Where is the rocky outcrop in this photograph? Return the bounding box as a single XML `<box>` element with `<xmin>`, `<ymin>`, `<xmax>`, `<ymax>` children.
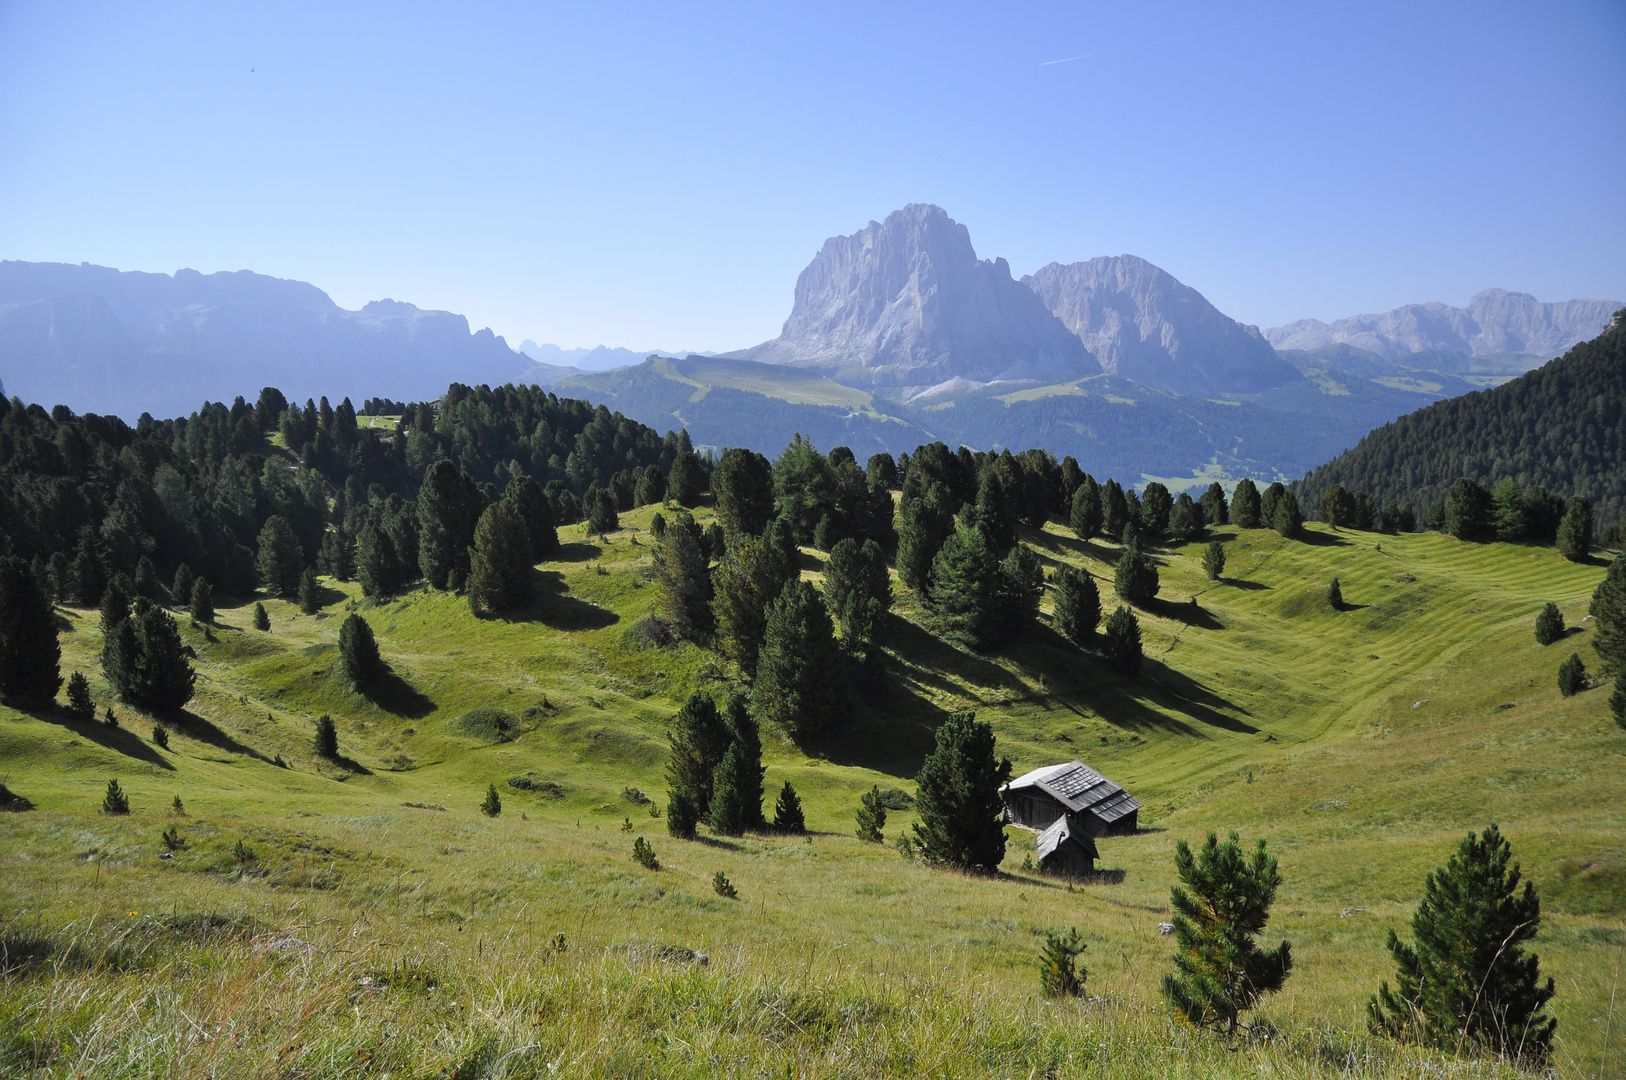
<box><xmin>0</xmin><ymin>261</ymin><xmax>546</xmax><ymax>416</ymax></box>
<box><xmin>1023</xmin><ymin>256</ymin><xmax>1297</xmax><ymax>395</ymax></box>
<box><xmin>1266</xmin><ymin>289</ymin><xmax>1623</xmax><ymax>359</ymax></box>
<box><xmin>731</xmin><ymin>204</ymin><xmax>1098</xmax><ymax>388</ymax></box>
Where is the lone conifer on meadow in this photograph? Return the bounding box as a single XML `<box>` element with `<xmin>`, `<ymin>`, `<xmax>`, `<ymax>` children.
<box><xmin>773</xmin><ymin>781</ymin><xmax>805</xmax><ymax>835</ymax></box>
<box><xmin>1557</xmin><ymin>652</ymin><xmax>1587</xmax><ymax>697</ymax></box>
<box><xmin>101</xmin><ymin>778</ymin><xmax>130</xmax><ymax>815</ymax></box>
<box><xmin>1533</xmin><ymin>603</ymin><xmax>1564</xmax><ymax>646</ymax></box>
<box><xmin>1113</xmin><ymin>528</ymin><xmax>1159</xmax><ymax>604</ymax></box>
<box><xmin>252</xmin><ymin>602</ymin><xmax>270</xmax><ymax>631</ymax></box>
<box><xmin>1271</xmin><ymin>489</ymin><xmax>1304</xmax><ymax>538</ymax></box>
<box><xmin>171</xmin><ymin>564</ymin><xmax>195</xmax><ymax>608</ymax></box>
<box><xmin>189</xmin><ymin>578</ymin><xmax>214</xmax><ymax>623</ymax></box>
<box><xmin>67</xmin><ymin>671</ymin><xmax>93</xmax><ymax>718</ymax></box>
<box><xmin>338</xmin><ymin>613</ymin><xmax>381</xmax><ymax>687</ymax></box>
<box><xmin>1367</xmin><ymin>823</ymin><xmax>1555</xmax><ymax>1063</ymax></box>
<box><xmin>1230</xmin><ymin>479</ymin><xmax>1262</xmax><ymax>529</ymax></box>
<box><xmin>1589</xmin><ymin>553</ymin><xmax>1626</xmax><ymax>673</ymax></box>
<box><xmin>708</xmin><ymin>742</ymin><xmax>752</xmax><ymax>837</ymax></box>
<box><xmin>855</xmin><ymin>785</ymin><xmax>886</xmax><ymax>843</ymax></box>
<box><xmin>666</xmin><ymin>691</ymin><xmax>729</xmax><ymax>819</ymax></box>
<box><xmin>313</xmin><ymin>714</ymin><xmax>339</xmax><ymax>760</ymax></box>
<box><xmin>1555</xmin><ymin>497</ymin><xmax>1592</xmax><ymax>562</ymax></box>
<box><xmin>481</xmin><ymin>783</ymin><xmax>502</xmax><ymax>817</ymax></box>
<box><xmin>1102</xmin><ymin>606</ymin><xmax>1143</xmax><ymax>677</ymax></box>
<box><xmin>1327</xmin><ymin>578</ymin><xmax>1343</xmax><ymax>609</ymax></box>
<box><xmin>1202</xmin><ymin>541</ymin><xmax>1225</xmax><ymax>581</ymax></box>
<box><xmin>298</xmin><ymin>568</ymin><xmax>321</xmax><ymax>615</ymax></box>
<box><xmin>911</xmin><ymin>711</ymin><xmax>1010</xmax><ymax>872</ymax></box>
<box><xmin>467</xmin><ymin>500</ymin><xmax>534</xmax><ymax>615</ymax></box>
<box><xmin>1039</xmin><ymin>927</ymin><xmax>1086</xmax><ymax>998</ymax></box>
<box><xmin>1052</xmin><ymin>565</ymin><xmax>1101</xmax><ymax>645</ymax></box>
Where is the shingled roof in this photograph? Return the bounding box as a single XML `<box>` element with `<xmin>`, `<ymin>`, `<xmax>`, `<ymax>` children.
<box><xmin>1003</xmin><ymin>760</ymin><xmax>1142</xmax><ymax>826</ymax></box>
<box><xmin>1036</xmin><ymin>814</ymin><xmax>1100</xmax><ymax>863</ymax></box>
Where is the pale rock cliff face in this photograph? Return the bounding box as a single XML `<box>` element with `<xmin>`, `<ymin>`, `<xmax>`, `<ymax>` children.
<box><xmin>0</xmin><ymin>261</ymin><xmax>544</xmax><ymax>417</ymax></box>
<box><xmin>734</xmin><ymin>204</ymin><xmax>1098</xmax><ymax>388</ymax></box>
<box><xmin>1266</xmin><ymin>289</ymin><xmax>1623</xmax><ymax>359</ymax></box>
<box><xmin>1023</xmin><ymin>256</ymin><xmax>1297</xmax><ymax>395</ymax></box>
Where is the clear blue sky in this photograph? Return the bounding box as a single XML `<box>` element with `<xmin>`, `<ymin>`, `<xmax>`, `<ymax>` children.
<box><xmin>2</xmin><ymin>1</ymin><xmax>1622</xmax><ymax>352</ymax></box>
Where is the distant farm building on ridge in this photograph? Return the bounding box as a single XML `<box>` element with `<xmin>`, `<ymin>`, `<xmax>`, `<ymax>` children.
<box><xmin>1002</xmin><ymin>761</ymin><xmax>1141</xmax><ymax>876</ymax></box>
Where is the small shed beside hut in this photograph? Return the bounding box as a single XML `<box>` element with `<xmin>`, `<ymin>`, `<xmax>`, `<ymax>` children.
<box><xmin>1001</xmin><ymin>760</ymin><xmax>1141</xmax><ymax>837</ymax></box>
<box><xmin>1035</xmin><ymin>814</ymin><xmax>1100</xmax><ymax>877</ymax></box>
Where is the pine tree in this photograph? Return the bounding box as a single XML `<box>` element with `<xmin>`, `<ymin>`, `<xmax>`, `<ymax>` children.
<box><xmin>171</xmin><ymin>564</ymin><xmax>196</xmax><ymax>608</ymax></box>
<box><xmin>911</xmin><ymin>711</ymin><xmax>1011</xmax><ymax>872</ymax></box>
<box><xmin>713</xmin><ymin>448</ymin><xmax>776</xmax><ymax>537</ymax></box>
<box><xmin>1113</xmin><ymin>528</ymin><xmax>1160</xmax><ymax>604</ymax></box>
<box><xmin>1367</xmin><ymin>824</ymin><xmax>1556</xmax><ymax>1063</ymax></box>
<box><xmin>668</xmin><ymin>450</ymin><xmax>705</xmax><ymax>507</ymax></box>
<box><xmin>338</xmin><ymin>613</ymin><xmax>382</xmax><ymax>687</ymax></box>
<box><xmin>1102</xmin><ymin>606</ymin><xmax>1143</xmax><ymax>677</ymax></box>
<box><xmin>106</xmin><ymin>600</ymin><xmax>194</xmax><ymax>710</ymax></box>
<box><xmin>709</xmin><ymin>743</ymin><xmax>751</xmax><ymax>837</ymax></box>
<box><xmin>1445</xmin><ymin>478</ymin><xmax>1492</xmax><ymax>541</ymax></box>
<box><xmin>753</xmin><ymin>579</ymin><xmax>845</xmax><ymax>738</ymax></box>
<box><xmin>0</xmin><ymin>555</ymin><xmax>62</xmax><ymax>704</ymax></box>
<box><xmin>995</xmin><ymin>544</ymin><xmax>1044</xmax><ymax>634</ymax></box>
<box><xmin>855</xmin><ymin>785</ymin><xmax>887</xmax><ymax>842</ymax></box>
<box><xmin>99</xmin><ymin>576</ymin><xmax>131</xmax><ymax>637</ymax></box>
<box><xmin>314</xmin><ymin>714</ymin><xmax>339</xmax><ymax>759</ymax></box>
<box><xmin>1327</xmin><ymin>578</ymin><xmax>1343</xmax><ymax>609</ymax></box>
<box><xmin>1039</xmin><ymin>927</ymin><xmax>1087</xmax><ymax>998</ymax></box>
<box><xmin>1069</xmin><ymin>477</ymin><xmax>1103</xmax><ymax>541</ymax></box>
<box><xmin>467</xmin><ymin>501</ymin><xmax>534</xmax><ymax>615</ymax></box>
<box><xmin>897</xmin><ymin>480</ymin><xmax>955</xmax><ymax>592</ymax></box>
<box><xmin>186</xmin><ymin>578</ymin><xmax>213</xmax><ymax>623</ymax></box>
<box><xmin>1140</xmin><ymin>482</ymin><xmax>1173</xmax><ymax>538</ymax></box>
<box><xmin>926</xmin><ymin>526</ymin><xmax>1001</xmax><ymax>650</ymax></box>
<box><xmin>1491</xmin><ymin>479</ymin><xmax>1528</xmax><ymax>542</ymax></box>
<box><xmin>1610</xmin><ymin>667</ymin><xmax>1625</xmax><ymax>730</ymax></box>
<box><xmin>68</xmin><ymin>532</ymin><xmax>106</xmax><ymax>608</ymax></box>
<box><xmin>504</xmin><ymin>475</ymin><xmax>558</xmax><ymax>560</ymax></box>
<box><xmin>1199</xmin><ymin>482</ymin><xmax>1229</xmax><ymax>526</ymax></box>
<box><xmin>1168</xmin><ymin>493</ymin><xmax>1205</xmax><ymax>542</ymax></box>
<box><xmin>417</xmin><ymin>460</ymin><xmax>482</xmax><ymax>589</ymax></box>
<box><xmin>1321</xmin><ymin>484</ymin><xmax>1354</xmax><ymax>528</ymax></box>
<box><xmin>722</xmin><ymin>692</ymin><xmax>765</xmax><ymax>829</ymax></box>
<box><xmin>1592</xmin><ymin>554</ymin><xmax>1626</xmax><ymax>673</ymax></box>
<box><xmin>1271</xmin><ymin>489</ymin><xmax>1304</xmax><ymax>538</ymax></box>
<box><xmin>1557</xmin><ymin>653</ymin><xmax>1587</xmax><ymax>697</ymax></box>
<box><xmin>584</xmin><ymin>483</ymin><xmax>619</xmax><ymax>536</ymax></box>
<box><xmin>481</xmin><ymin>782</ymin><xmax>502</xmax><ymax>817</ymax></box>
<box><xmin>823</xmin><ymin>538</ymin><xmax>892</xmax><ymax>663</ymax></box>
<box><xmin>666</xmin><ymin>788</ymin><xmax>700</xmax><ymax>839</ymax></box>
<box><xmin>67</xmin><ymin>671</ymin><xmax>94</xmax><ymax>718</ymax></box>
<box><xmin>1533</xmin><ymin>603</ymin><xmax>1564</xmax><ymax>646</ymax></box>
<box><xmin>633</xmin><ymin>465</ymin><xmax>667</xmax><ymax>508</ymax></box>
<box><xmin>631</xmin><ymin>836</ymin><xmax>660</xmax><ymax>870</ymax></box>
<box><xmin>1260</xmin><ymin>482</ymin><xmax>1285</xmax><ymax>528</ymax></box>
<box><xmin>666</xmin><ymin>691</ymin><xmax>729</xmax><ymax>818</ymax></box>
<box><xmin>711</xmin><ymin>533</ymin><xmax>794</xmax><ymax>678</ymax></box>
<box><xmin>1162</xmin><ymin>831</ymin><xmax>1293</xmax><ymax>1035</ymax></box>
<box><xmin>654</xmin><ymin>512</ymin><xmax>714</xmax><ymax>643</ymax></box>
<box><xmin>1231</xmin><ymin>479</ymin><xmax>1262</xmax><ymax>529</ymax></box>
<box><xmin>1052</xmin><ymin>565</ymin><xmax>1102</xmax><ymax>645</ymax></box>
<box><xmin>252</xmin><ymin>601</ymin><xmax>270</xmax><ymax>631</ymax></box>
<box><xmin>256</xmin><ymin>515</ymin><xmax>305</xmax><ymax>597</ymax></box>
<box><xmin>1202</xmin><ymin>541</ymin><xmax>1226</xmax><ymax>581</ymax></box>
<box><xmin>969</xmin><ymin>468</ymin><xmax>1016</xmax><ymax>553</ymax></box>
<box><xmin>101</xmin><ymin>778</ymin><xmax>130</xmax><ymax>815</ymax></box>
<box><xmin>134</xmin><ymin>556</ymin><xmax>163</xmax><ymax>602</ymax></box>
<box><xmin>1555</xmin><ymin>497</ymin><xmax>1593</xmax><ymax>562</ymax></box>
<box><xmin>1102</xmin><ymin>479</ymin><xmax>1130</xmax><ymax>539</ymax></box>
<box><xmin>773</xmin><ymin>781</ymin><xmax>806</xmax><ymax>834</ymax></box>
<box><xmin>298</xmin><ymin>568</ymin><xmax>321</xmax><ymax>615</ymax></box>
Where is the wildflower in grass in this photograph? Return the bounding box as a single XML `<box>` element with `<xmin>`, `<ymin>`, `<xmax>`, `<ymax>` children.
<box><xmin>1039</xmin><ymin>927</ymin><xmax>1087</xmax><ymax>997</ymax></box>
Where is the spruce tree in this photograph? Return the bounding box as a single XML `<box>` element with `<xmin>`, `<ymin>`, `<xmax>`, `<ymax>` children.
<box><xmin>1368</xmin><ymin>824</ymin><xmax>1555</xmax><ymax>1063</ymax></box>
<box><xmin>824</xmin><ymin>538</ymin><xmax>891</xmax><ymax>664</ymax></box>
<box><xmin>69</xmin><ymin>531</ymin><xmax>107</xmax><ymax>607</ymax></box>
<box><xmin>0</xmin><ymin>555</ymin><xmax>62</xmax><ymax>704</ymax></box>
<box><xmin>711</xmin><ymin>533</ymin><xmax>793</xmax><ymax>678</ymax></box>
<box><xmin>1327</xmin><ymin>578</ymin><xmax>1343</xmax><ymax>609</ymax></box>
<box><xmin>1555</xmin><ymin>497</ymin><xmax>1592</xmax><ymax>562</ymax></box>
<box><xmin>298</xmin><ymin>567</ymin><xmax>321</xmax><ymax>615</ymax></box>
<box><xmin>1140</xmin><ymin>482</ymin><xmax>1173</xmax><ymax>538</ymax></box>
<box><xmin>67</xmin><ymin>671</ymin><xmax>94</xmax><ymax>718</ymax></box>
<box><xmin>417</xmin><ymin>460</ymin><xmax>482</xmax><ymax>589</ymax></box>
<box><xmin>1591</xmin><ymin>554</ymin><xmax>1626</xmax><ymax>673</ymax></box>
<box><xmin>926</xmin><ymin>526</ymin><xmax>1000</xmax><ymax>650</ymax></box>
<box><xmin>256</xmin><ymin>515</ymin><xmax>305</xmax><ymax>597</ymax></box>
<box><xmin>1069</xmin><ymin>477</ymin><xmax>1103</xmax><ymax>541</ymax></box>
<box><xmin>131</xmin><ymin>602</ymin><xmax>195</xmax><ymax>710</ymax></box>
<box><xmin>1230</xmin><ymin>479</ymin><xmax>1262</xmax><ymax>530</ymax></box>
<box><xmin>1039</xmin><ymin>927</ymin><xmax>1087</xmax><ymax>998</ymax></box>
<box><xmin>1113</xmin><ymin>528</ymin><xmax>1160</xmax><ymax>604</ymax></box>
<box><xmin>1199</xmin><ymin>482</ymin><xmax>1229</xmax><ymax>526</ymax></box>
<box><xmin>1052</xmin><ymin>565</ymin><xmax>1101</xmax><ymax>645</ymax></box>
<box><xmin>666</xmin><ymin>788</ymin><xmax>700</xmax><ymax>839</ymax></box>
<box><xmin>1533</xmin><ymin>603</ymin><xmax>1564</xmax><ymax>646</ymax></box>
<box><xmin>1491</xmin><ymin>479</ymin><xmax>1527</xmax><ymax>542</ymax></box>
<box><xmin>314</xmin><ymin>714</ymin><xmax>339</xmax><ymax>759</ymax></box>
<box><xmin>1163</xmin><ymin>831</ymin><xmax>1293</xmax><ymax>1034</ymax></box>
<box><xmin>1271</xmin><ymin>489</ymin><xmax>1304</xmax><ymax>538</ymax></box>
<box><xmin>1202</xmin><ymin>541</ymin><xmax>1226</xmax><ymax>581</ymax></box>
<box><xmin>338</xmin><ymin>613</ymin><xmax>382</xmax><ymax>687</ymax></box>
<box><xmin>1102</xmin><ymin>606</ymin><xmax>1143</xmax><ymax>677</ymax></box>
<box><xmin>995</xmin><ymin>544</ymin><xmax>1044</xmax><ymax>634</ymax></box>
<box><xmin>653</xmin><ymin>512</ymin><xmax>715</xmax><ymax>643</ymax></box>
<box><xmin>252</xmin><ymin>601</ymin><xmax>270</xmax><ymax>631</ymax></box>
<box><xmin>1102</xmin><ymin>479</ymin><xmax>1129</xmax><ymax>539</ymax></box>
<box><xmin>467</xmin><ymin>501</ymin><xmax>534</xmax><ymax>615</ymax></box>
<box><xmin>1169</xmin><ymin>493</ymin><xmax>1205</xmax><ymax>543</ymax></box>
<box><xmin>722</xmin><ymin>692</ymin><xmax>765</xmax><ymax>829</ymax></box>
<box><xmin>584</xmin><ymin>483</ymin><xmax>619</xmax><ymax>536</ymax></box>
<box><xmin>713</xmin><ymin>448</ymin><xmax>776</xmax><ymax>537</ymax></box>
<box><xmin>1260</xmin><ymin>482</ymin><xmax>1285</xmax><ymax>528</ymax></box>
<box><xmin>171</xmin><ymin>564</ymin><xmax>196</xmax><ymax>608</ymax></box>
<box><xmin>481</xmin><ymin>782</ymin><xmax>502</xmax><ymax>817</ymax></box>
<box><xmin>1557</xmin><ymin>653</ymin><xmax>1586</xmax><ymax>697</ymax></box>
<box><xmin>668</xmin><ymin>450</ymin><xmax>705</xmax><ymax>507</ymax></box>
<box><xmin>911</xmin><ymin>711</ymin><xmax>1011</xmax><ymax>872</ymax></box>
<box><xmin>969</xmin><ymin>468</ymin><xmax>1016</xmax><ymax>553</ymax></box>
<box><xmin>666</xmin><ymin>691</ymin><xmax>729</xmax><ymax>818</ymax></box>
<box><xmin>709</xmin><ymin>743</ymin><xmax>751</xmax><ymax>837</ymax></box>
<box><xmin>633</xmin><ymin>464</ymin><xmax>667</xmax><ymax>508</ymax></box>
<box><xmin>753</xmin><ymin>579</ymin><xmax>844</xmax><ymax>738</ymax></box>
<box><xmin>773</xmin><ymin>781</ymin><xmax>806</xmax><ymax>834</ymax></box>
<box><xmin>102</xmin><ymin>778</ymin><xmax>130</xmax><ymax>815</ymax></box>
<box><xmin>896</xmin><ymin>480</ymin><xmax>954</xmax><ymax>592</ymax></box>
<box><xmin>504</xmin><ymin>475</ymin><xmax>558</xmax><ymax>560</ymax></box>
<box><xmin>855</xmin><ymin>785</ymin><xmax>887</xmax><ymax>842</ymax></box>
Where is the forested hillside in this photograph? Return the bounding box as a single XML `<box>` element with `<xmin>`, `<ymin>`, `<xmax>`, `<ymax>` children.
<box><xmin>1296</xmin><ymin>311</ymin><xmax>1626</xmax><ymax>528</ymax></box>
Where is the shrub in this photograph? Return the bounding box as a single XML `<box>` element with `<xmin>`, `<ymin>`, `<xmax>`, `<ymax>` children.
<box><xmin>151</xmin><ymin>725</ymin><xmax>169</xmax><ymax>750</ymax></box>
<box><xmin>480</xmin><ymin>783</ymin><xmax>502</xmax><ymax>817</ymax></box>
<box><xmin>171</xmin><ymin>795</ymin><xmax>185</xmax><ymax>815</ymax></box>
<box><xmin>103</xmin><ymin>707</ymin><xmax>119</xmax><ymax>729</ymax></box>
<box><xmin>712</xmin><ymin>871</ymin><xmax>738</xmax><ymax>899</ymax></box>
<box><xmin>101</xmin><ymin>778</ymin><xmax>130</xmax><ymax>815</ymax></box>
<box><xmin>161</xmin><ymin>825</ymin><xmax>183</xmax><ymax>851</ymax></box>
<box><xmin>1368</xmin><ymin>824</ymin><xmax>1555</xmax><ymax>1063</ymax></box>
<box><xmin>1163</xmin><ymin>830</ymin><xmax>1292</xmax><ymax>1034</ymax></box>
<box><xmin>1534</xmin><ymin>602</ymin><xmax>1564</xmax><ymax>645</ymax></box>
<box><xmin>455</xmin><ymin>707</ymin><xmax>521</xmax><ymax>743</ymax></box>
<box><xmin>772</xmin><ymin>781</ymin><xmax>805</xmax><ymax>835</ymax></box>
<box><xmin>1039</xmin><ymin>927</ymin><xmax>1087</xmax><ymax>997</ymax></box>
<box><xmin>66</xmin><ymin>672</ymin><xmax>93</xmax><ymax>718</ymax></box>
<box><xmin>855</xmin><ymin>785</ymin><xmax>887</xmax><ymax>843</ymax></box>
<box><xmin>632</xmin><ymin>836</ymin><xmax>660</xmax><ymax>870</ymax></box>
<box><xmin>233</xmin><ymin>839</ymin><xmax>257</xmax><ymax>864</ymax></box>
<box><xmin>314</xmin><ymin>715</ymin><xmax>339</xmax><ymax>759</ymax></box>
<box><xmin>1557</xmin><ymin>653</ymin><xmax>1587</xmax><ymax>697</ymax></box>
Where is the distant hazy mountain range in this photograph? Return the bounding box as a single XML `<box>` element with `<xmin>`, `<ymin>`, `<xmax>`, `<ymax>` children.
<box><xmin>517</xmin><ymin>341</ymin><xmax>717</xmax><ymax>372</ymax></box>
<box><xmin>0</xmin><ymin>261</ymin><xmax>564</xmax><ymax>417</ymax></box>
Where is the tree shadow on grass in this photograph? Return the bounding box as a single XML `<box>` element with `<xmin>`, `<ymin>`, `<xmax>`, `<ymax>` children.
<box><xmin>166</xmin><ymin>708</ymin><xmax>274</xmax><ymax>763</ymax></box>
<box><xmin>508</xmin><ymin>571</ymin><xmax>619</xmax><ymax>631</ymax></box>
<box><xmin>552</xmin><ymin>542</ymin><xmax>604</xmax><ymax>563</ymax></box>
<box><xmin>359</xmin><ymin>670</ymin><xmax>438</xmax><ymax>720</ymax></box>
<box><xmin>22</xmin><ymin>708</ymin><xmax>176</xmax><ymax>770</ymax></box>
<box><xmin>1223</xmin><ymin>578</ymin><xmax>1271</xmax><ymax>591</ymax></box>
<box><xmin>1144</xmin><ymin>596</ymin><xmax>1224</xmax><ymax>630</ymax></box>
<box><xmin>691</xmin><ymin>835</ymin><xmax>747</xmax><ymax>852</ymax></box>
<box><xmin>1295</xmin><ymin>530</ymin><xmax>1354</xmax><ymax>547</ymax></box>
<box><xmin>317</xmin><ymin>754</ymin><xmax>373</xmax><ymax>778</ymax></box>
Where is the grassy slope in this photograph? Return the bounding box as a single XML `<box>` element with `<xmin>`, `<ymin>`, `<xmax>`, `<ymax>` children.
<box><xmin>2</xmin><ymin>505</ymin><xmax>1622</xmax><ymax>1077</ymax></box>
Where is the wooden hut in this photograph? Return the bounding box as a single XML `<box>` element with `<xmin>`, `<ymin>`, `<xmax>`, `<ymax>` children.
<box><xmin>1001</xmin><ymin>760</ymin><xmax>1141</xmax><ymax>837</ymax></box>
<box><xmin>1035</xmin><ymin>814</ymin><xmax>1099</xmax><ymax>877</ymax></box>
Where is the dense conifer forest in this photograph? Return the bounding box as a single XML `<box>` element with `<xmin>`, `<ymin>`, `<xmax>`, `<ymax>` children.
<box><xmin>1295</xmin><ymin>311</ymin><xmax>1626</xmax><ymax>531</ymax></box>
